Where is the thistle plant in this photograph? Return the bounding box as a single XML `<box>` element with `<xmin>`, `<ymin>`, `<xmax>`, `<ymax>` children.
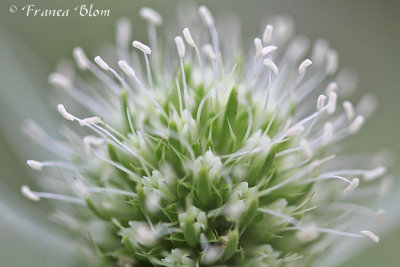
<box><xmin>21</xmin><ymin>5</ymin><xmax>389</xmax><ymax>266</ymax></box>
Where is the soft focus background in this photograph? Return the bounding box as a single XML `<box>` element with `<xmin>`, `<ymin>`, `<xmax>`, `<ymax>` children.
<box><xmin>0</xmin><ymin>0</ymin><xmax>399</xmax><ymax>266</ymax></box>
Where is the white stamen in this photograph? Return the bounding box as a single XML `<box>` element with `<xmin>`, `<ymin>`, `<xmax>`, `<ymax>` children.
<box><xmin>348</xmin><ymin>115</ymin><xmax>365</xmax><ymax>134</ymax></box>
<box><xmin>254</xmin><ymin>38</ymin><xmax>263</xmax><ymax>57</ymax></box>
<box><xmin>343</xmin><ymin>101</ymin><xmax>355</xmax><ymax>120</ymax></box>
<box><xmin>116</xmin><ymin>18</ymin><xmax>131</xmax><ymax>45</ymax></box>
<box><xmin>48</xmin><ymin>73</ymin><xmax>72</xmax><ymax>89</ymax></box>
<box><xmin>198</xmin><ymin>6</ymin><xmax>214</xmax><ymax>26</ymax></box>
<box><xmin>317</xmin><ymin>95</ymin><xmax>326</xmax><ymax>111</ymax></box>
<box><xmin>298</xmin><ymin>59</ymin><xmax>312</xmax><ymax>74</ymax></box>
<box><xmin>183</xmin><ymin>28</ymin><xmax>195</xmax><ymax>47</ymax></box>
<box><xmin>27</xmin><ymin>160</ymin><xmax>43</xmax><ymax>171</ymax></box>
<box><xmin>325</xmin><ymin>82</ymin><xmax>338</xmax><ymax>95</ymax></box>
<box><xmin>263</xmin><ymin>58</ymin><xmax>279</xmax><ymax>75</ymax></box>
<box><xmin>364</xmin><ymin>166</ymin><xmax>386</xmax><ymax>181</ymax></box>
<box><xmin>322</xmin><ymin>122</ymin><xmax>333</xmax><ymax>145</ymax></box>
<box><xmin>139</xmin><ymin>7</ymin><xmax>163</xmax><ymax>25</ymax></box>
<box><xmin>296</xmin><ymin>224</ymin><xmax>319</xmax><ymax>242</ymax></box>
<box><xmin>83</xmin><ymin>136</ymin><xmax>104</xmax><ymax>156</ymax></box>
<box><xmin>326</xmin><ymin>49</ymin><xmax>338</xmax><ymax>75</ymax></box>
<box><xmin>202</xmin><ymin>44</ymin><xmax>216</xmax><ymax>60</ymax></box>
<box><xmin>132</xmin><ymin>40</ymin><xmax>152</xmax><ymax>55</ymax></box>
<box><xmin>57</xmin><ymin>104</ymin><xmax>75</xmax><ymax>121</ymax></box>
<box><xmin>263</xmin><ymin>25</ymin><xmax>273</xmax><ymax>44</ymax></box>
<box><xmin>360</xmin><ymin>230</ymin><xmax>379</xmax><ymax>243</ymax></box>
<box><xmin>311</xmin><ymin>39</ymin><xmax>329</xmax><ymax>65</ymax></box>
<box><xmin>262</xmin><ymin>45</ymin><xmax>277</xmax><ymax>56</ymax></box>
<box><xmin>72</xmin><ymin>47</ymin><xmax>89</xmax><ymax>70</ymax></box>
<box><xmin>307</xmin><ymin>155</ymin><xmax>336</xmax><ymax>174</ymax></box>
<box><xmin>327</xmin><ymin>92</ymin><xmax>337</xmax><ymax>114</ymax></box>
<box><xmin>175</xmin><ymin>36</ymin><xmax>186</xmax><ymax>58</ymax></box>
<box><xmin>374</xmin><ymin>209</ymin><xmax>385</xmax><ymax>223</ymax></box>
<box><xmin>300</xmin><ymin>139</ymin><xmax>313</xmax><ymax>158</ymax></box>
<box><xmin>343</xmin><ymin>178</ymin><xmax>359</xmax><ymax>193</ymax></box>
<box><xmin>21</xmin><ymin>185</ymin><xmax>40</xmax><ymax>201</ymax></box>
<box><xmin>286</xmin><ymin>125</ymin><xmax>304</xmax><ymax>137</ymax></box>
<box><xmin>80</xmin><ymin>116</ymin><xmax>101</xmax><ymax>126</ymax></box>
<box><xmin>94</xmin><ymin>56</ymin><xmax>110</xmax><ymax>71</ymax></box>
<box><xmin>118</xmin><ymin>60</ymin><xmax>136</xmax><ymax>77</ymax></box>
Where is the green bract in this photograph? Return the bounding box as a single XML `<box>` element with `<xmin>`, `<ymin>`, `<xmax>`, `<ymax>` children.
<box><xmin>22</xmin><ymin>5</ymin><xmax>386</xmax><ymax>267</ymax></box>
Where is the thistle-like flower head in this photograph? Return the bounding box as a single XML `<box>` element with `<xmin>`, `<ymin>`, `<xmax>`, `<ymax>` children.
<box><xmin>22</xmin><ymin>5</ymin><xmax>389</xmax><ymax>266</ymax></box>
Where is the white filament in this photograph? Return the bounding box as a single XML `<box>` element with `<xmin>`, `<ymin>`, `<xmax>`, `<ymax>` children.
<box><xmin>262</xmin><ymin>45</ymin><xmax>277</xmax><ymax>56</ymax></box>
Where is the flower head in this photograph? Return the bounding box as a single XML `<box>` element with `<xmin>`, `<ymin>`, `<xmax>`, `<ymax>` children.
<box><xmin>22</xmin><ymin>5</ymin><xmax>387</xmax><ymax>266</ymax></box>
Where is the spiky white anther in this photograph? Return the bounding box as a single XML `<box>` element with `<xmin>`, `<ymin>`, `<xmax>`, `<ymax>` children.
<box><xmin>198</xmin><ymin>6</ymin><xmax>214</xmax><ymax>26</ymax></box>
<box><xmin>48</xmin><ymin>73</ymin><xmax>72</xmax><ymax>89</ymax></box>
<box><xmin>360</xmin><ymin>230</ymin><xmax>379</xmax><ymax>243</ymax></box>
<box><xmin>343</xmin><ymin>101</ymin><xmax>355</xmax><ymax>120</ymax></box>
<box><xmin>254</xmin><ymin>38</ymin><xmax>263</xmax><ymax>57</ymax></box>
<box><xmin>326</xmin><ymin>49</ymin><xmax>338</xmax><ymax>75</ymax></box>
<box><xmin>263</xmin><ymin>25</ymin><xmax>273</xmax><ymax>44</ymax></box>
<box><xmin>183</xmin><ymin>28</ymin><xmax>195</xmax><ymax>47</ymax></box>
<box><xmin>118</xmin><ymin>60</ymin><xmax>136</xmax><ymax>77</ymax></box>
<box><xmin>80</xmin><ymin>116</ymin><xmax>101</xmax><ymax>126</ymax></box>
<box><xmin>175</xmin><ymin>36</ymin><xmax>186</xmax><ymax>58</ymax></box>
<box><xmin>325</xmin><ymin>82</ymin><xmax>338</xmax><ymax>95</ymax></box>
<box><xmin>139</xmin><ymin>7</ymin><xmax>163</xmax><ymax>25</ymax></box>
<box><xmin>317</xmin><ymin>95</ymin><xmax>326</xmax><ymax>111</ymax></box>
<box><xmin>327</xmin><ymin>92</ymin><xmax>337</xmax><ymax>114</ymax></box>
<box><xmin>263</xmin><ymin>58</ymin><xmax>279</xmax><ymax>75</ymax></box>
<box><xmin>132</xmin><ymin>41</ymin><xmax>152</xmax><ymax>55</ymax></box>
<box><xmin>202</xmin><ymin>44</ymin><xmax>216</xmax><ymax>60</ymax></box>
<box><xmin>300</xmin><ymin>139</ymin><xmax>313</xmax><ymax>158</ymax></box>
<box><xmin>286</xmin><ymin>125</ymin><xmax>304</xmax><ymax>137</ymax></box>
<box><xmin>348</xmin><ymin>115</ymin><xmax>365</xmax><ymax>134</ymax></box>
<box><xmin>27</xmin><ymin>160</ymin><xmax>43</xmax><ymax>171</ymax></box>
<box><xmin>364</xmin><ymin>166</ymin><xmax>386</xmax><ymax>181</ymax></box>
<box><xmin>298</xmin><ymin>59</ymin><xmax>312</xmax><ymax>74</ymax></box>
<box><xmin>21</xmin><ymin>185</ymin><xmax>40</xmax><ymax>201</ymax></box>
<box><xmin>322</xmin><ymin>122</ymin><xmax>333</xmax><ymax>145</ymax></box>
<box><xmin>262</xmin><ymin>45</ymin><xmax>277</xmax><ymax>56</ymax></box>
<box><xmin>344</xmin><ymin>178</ymin><xmax>359</xmax><ymax>194</ymax></box>
<box><xmin>57</xmin><ymin>104</ymin><xmax>74</xmax><ymax>121</ymax></box>
<box><xmin>94</xmin><ymin>56</ymin><xmax>110</xmax><ymax>71</ymax></box>
<box><xmin>72</xmin><ymin>47</ymin><xmax>89</xmax><ymax>70</ymax></box>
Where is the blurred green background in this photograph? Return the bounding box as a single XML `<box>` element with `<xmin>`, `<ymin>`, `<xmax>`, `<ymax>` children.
<box><xmin>0</xmin><ymin>0</ymin><xmax>398</xmax><ymax>266</ymax></box>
